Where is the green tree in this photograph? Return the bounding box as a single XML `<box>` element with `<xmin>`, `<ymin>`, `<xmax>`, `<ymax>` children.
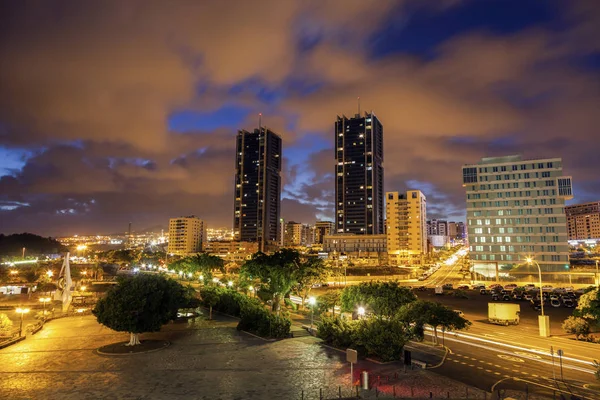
<box><xmin>356</xmin><ymin>317</ymin><xmax>410</xmax><ymax>362</ymax></box>
<box><xmin>294</xmin><ymin>257</ymin><xmax>329</xmax><ymax>309</ymax></box>
<box><xmin>318</xmin><ymin>290</ymin><xmax>342</xmax><ymax>317</ymax></box>
<box><xmin>340</xmin><ymin>281</ymin><xmax>416</xmax><ymax>319</ymax></box>
<box><xmin>399</xmin><ymin>300</ymin><xmax>471</xmax><ymax>344</ymax></box>
<box><xmin>0</xmin><ymin>313</ymin><xmax>13</xmax><ymax>336</ymax></box>
<box><xmin>200</xmin><ymin>286</ymin><xmax>221</xmax><ymax>320</ymax></box>
<box><xmin>575</xmin><ymin>288</ymin><xmax>599</xmax><ymax>324</ymax></box>
<box><xmin>562</xmin><ymin>316</ymin><xmax>590</xmax><ymax>340</ymax></box>
<box><xmin>241</xmin><ymin>249</ymin><xmax>301</xmax><ymax>313</ymax></box>
<box><xmin>93</xmin><ymin>274</ymin><xmax>187</xmax><ymax>346</ymax></box>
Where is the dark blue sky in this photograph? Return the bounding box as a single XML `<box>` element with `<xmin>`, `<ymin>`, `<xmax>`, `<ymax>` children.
<box><xmin>0</xmin><ymin>0</ymin><xmax>598</xmax><ymax>235</ymax></box>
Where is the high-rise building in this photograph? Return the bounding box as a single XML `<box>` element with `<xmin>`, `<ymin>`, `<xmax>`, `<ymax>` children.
<box><xmin>462</xmin><ymin>155</ymin><xmax>573</xmax><ymax>276</ymax></box>
<box><xmin>386</xmin><ymin>190</ymin><xmax>427</xmax><ymax>266</ymax></box>
<box><xmin>233</xmin><ymin>126</ymin><xmax>282</xmax><ymax>252</ymax></box>
<box><xmin>167</xmin><ymin>216</ymin><xmax>206</xmax><ymax>255</ymax></box>
<box><xmin>284</xmin><ymin>221</ymin><xmax>313</xmax><ymax>247</ymax></box>
<box><xmin>314</xmin><ymin>221</ymin><xmax>335</xmax><ymax>244</ymax></box>
<box><xmin>426</xmin><ymin>219</ymin><xmax>448</xmax><ymax>236</ymax></box>
<box><xmin>565</xmin><ymin>201</ymin><xmax>600</xmax><ymax>240</ymax></box>
<box><xmin>335</xmin><ymin>112</ymin><xmax>384</xmax><ymax>235</ymax></box>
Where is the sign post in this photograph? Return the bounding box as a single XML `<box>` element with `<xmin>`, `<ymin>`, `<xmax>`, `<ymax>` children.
<box><xmin>557</xmin><ymin>349</ymin><xmax>564</xmax><ymax>381</ymax></box>
<box><xmin>550</xmin><ymin>346</ymin><xmax>556</xmax><ymax>380</ymax></box>
<box><xmin>346</xmin><ymin>348</ymin><xmax>358</xmax><ymax>388</ymax></box>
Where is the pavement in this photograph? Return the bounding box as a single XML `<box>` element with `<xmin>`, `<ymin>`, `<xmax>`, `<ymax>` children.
<box><xmin>0</xmin><ymin>311</ymin><xmax>489</xmax><ymax>400</ymax></box>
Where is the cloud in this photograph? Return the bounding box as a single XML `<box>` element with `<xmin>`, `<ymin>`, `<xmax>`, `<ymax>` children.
<box><xmin>0</xmin><ymin>0</ymin><xmax>598</xmax><ymax>235</ymax></box>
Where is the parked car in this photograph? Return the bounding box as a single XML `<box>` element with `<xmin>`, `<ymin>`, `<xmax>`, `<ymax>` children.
<box><xmin>502</xmin><ymin>295</ymin><xmax>511</xmax><ymax>301</ymax></box>
<box><xmin>542</xmin><ymin>285</ymin><xmax>554</xmax><ymax>292</ymax></box>
<box><xmin>550</xmin><ymin>295</ymin><xmax>559</xmax><ymax>301</ymax></box>
<box><xmin>524</xmin><ymin>284</ymin><xmax>536</xmax><ymax>290</ymax></box>
<box><xmin>457</xmin><ymin>285</ymin><xmax>470</xmax><ymax>290</ymax></box>
<box><xmin>550</xmin><ymin>299</ymin><xmax>561</xmax><ymax>308</ymax></box>
<box><xmin>415</xmin><ymin>286</ymin><xmax>427</xmax><ymax>292</ymax></box>
<box><xmin>563</xmin><ymin>299</ymin><xmax>575</xmax><ymax>308</ymax></box>
<box><xmin>523</xmin><ymin>294</ymin><xmax>533</xmax><ymax>301</ymax></box>
<box><xmin>480</xmin><ymin>289</ymin><xmax>489</xmax><ymax>295</ymax></box>
<box><xmin>443</xmin><ymin>283</ymin><xmax>454</xmax><ymax>290</ymax></box>
<box><xmin>512</xmin><ymin>293</ymin><xmax>523</xmax><ymax>300</ymax></box>
<box><xmin>553</xmin><ymin>287</ymin><xmax>566</xmax><ymax>294</ymax></box>
<box><xmin>472</xmin><ymin>284</ymin><xmax>485</xmax><ymax>290</ymax></box>
<box><xmin>531</xmin><ymin>300</ymin><xmax>542</xmax><ymax>311</ymax></box>
<box><xmin>505</xmin><ymin>284</ymin><xmax>517</xmax><ymax>290</ymax></box>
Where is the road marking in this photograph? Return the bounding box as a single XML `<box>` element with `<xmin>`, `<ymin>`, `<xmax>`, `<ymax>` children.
<box><xmin>460</xmin><ymin>362</ymin><xmax>466</xmax><ymax>365</ymax></box>
<box><xmin>470</xmin><ymin>357</ymin><xmax>477</xmax><ymax>361</ymax></box>
<box><xmin>515</xmin><ymin>351</ymin><xmax>541</xmax><ymax>359</ymax></box>
<box><xmin>512</xmin><ymin>370</ymin><xmax>520</xmax><ymax>373</ymax></box>
<box><xmin>494</xmin><ymin>372</ymin><xmax>501</xmax><ymax>375</ymax></box>
<box><xmin>531</xmin><ymin>374</ymin><xmax>539</xmax><ymax>378</ymax></box>
<box><xmin>521</xmin><ymin>372</ymin><xmax>529</xmax><ymax>375</ymax></box>
<box><xmin>487</xmin><ymin>362</ymin><xmax>493</xmax><ymax>365</ymax></box>
<box><xmin>452</xmin><ymin>360</ymin><xmax>459</xmax><ymax>363</ymax></box>
<box><xmin>494</xmin><ymin>364</ymin><xmax>502</xmax><ymax>368</ymax></box>
<box><xmin>485</xmin><ymin>369</ymin><xmax>492</xmax><ymax>373</ymax></box>
<box><xmin>477</xmin><ymin>367</ymin><xmax>483</xmax><ymax>370</ymax></box>
<box><xmin>478</xmin><ymin>360</ymin><xmax>485</xmax><ymax>363</ymax></box>
<box><xmin>468</xmin><ymin>364</ymin><xmax>474</xmax><ymax>367</ymax></box>
<box><xmin>497</xmin><ymin>355</ymin><xmax>524</xmax><ymax>363</ymax></box>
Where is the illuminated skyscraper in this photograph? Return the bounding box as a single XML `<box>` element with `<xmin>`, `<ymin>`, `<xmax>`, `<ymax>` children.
<box><xmin>335</xmin><ymin>112</ymin><xmax>384</xmax><ymax>234</ymax></box>
<box><xmin>233</xmin><ymin>126</ymin><xmax>282</xmax><ymax>252</ymax></box>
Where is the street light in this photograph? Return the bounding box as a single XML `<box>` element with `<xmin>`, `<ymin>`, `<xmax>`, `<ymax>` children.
<box><xmin>308</xmin><ymin>296</ymin><xmax>316</xmax><ymax>329</ymax></box>
<box><xmin>357</xmin><ymin>306</ymin><xmax>365</xmax><ymax>319</ymax></box>
<box><xmin>227</xmin><ymin>281</ymin><xmax>234</xmax><ymax>287</ymax></box>
<box><xmin>80</xmin><ymin>286</ymin><xmax>87</xmax><ymax>292</ymax></box>
<box><xmin>9</xmin><ymin>270</ymin><xmax>18</xmax><ymax>276</ymax></box>
<box><xmin>525</xmin><ymin>257</ymin><xmax>549</xmax><ymax>337</ymax></box>
<box><xmin>39</xmin><ymin>297</ymin><xmax>51</xmax><ymax>315</ymax></box>
<box><xmin>15</xmin><ymin>307</ymin><xmax>30</xmax><ymax>337</ymax></box>
<box><xmin>46</xmin><ymin>270</ymin><xmax>53</xmax><ymax>278</ymax></box>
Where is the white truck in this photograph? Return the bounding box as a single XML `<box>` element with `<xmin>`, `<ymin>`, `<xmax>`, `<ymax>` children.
<box><xmin>435</xmin><ymin>286</ymin><xmax>444</xmax><ymax>295</ymax></box>
<box><xmin>488</xmin><ymin>303</ymin><xmax>520</xmax><ymax>326</ymax></box>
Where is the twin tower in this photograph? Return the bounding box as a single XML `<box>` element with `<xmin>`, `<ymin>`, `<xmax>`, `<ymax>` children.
<box><xmin>233</xmin><ymin>112</ymin><xmax>384</xmax><ymax>252</ymax></box>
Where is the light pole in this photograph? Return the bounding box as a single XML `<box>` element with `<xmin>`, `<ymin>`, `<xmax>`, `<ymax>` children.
<box><xmin>22</xmin><ymin>247</ymin><xmax>26</xmax><ymax>260</ymax></box>
<box><xmin>39</xmin><ymin>297</ymin><xmax>51</xmax><ymax>315</ymax></box>
<box><xmin>595</xmin><ymin>260</ymin><xmax>599</xmax><ymax>287</ymax></box>
<box><xmin>525</xmin><ymin>257</ymin><xmax>549</xmax><ymax>337</ymax></box>
<box><xmin>15</xmin><ymin>307</ymin><xmax>30</xmax><ymax>336</ymax></box>
<box><xmin>308</xmin><ymin>297</ymin><xmax>316</xmax><ymax>329</ymax></box>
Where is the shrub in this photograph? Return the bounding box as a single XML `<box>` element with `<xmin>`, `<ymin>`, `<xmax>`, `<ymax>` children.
<box><xmin>0</xmin><ymin>313</ymin><xmax>13</xmax><ymax>335</ymax></box>
<box><xmin>237</xmin><ymin>300</ymin><xmax>291</xmax><ymax>339</ymax></box>
<box><xmin>562</xmin><ymin>316</ymin><xmax>590</xmax><ymax>340</ymax></box>
<box><xmin>316</xmin><ymin>316</ymin><xmax>359</xmax><ymax>350</ymax></box>
<box><xmin>284</xmin><ymin>298</ymin><xmax>298</xmax><ymax>311</ymax></box>
<box><xmin>355</xmin><ymin>318</ymin><xmax>409</xmax><ymax>362</ymax></box>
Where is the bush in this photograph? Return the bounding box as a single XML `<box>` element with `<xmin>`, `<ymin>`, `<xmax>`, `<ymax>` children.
<box><xmin>316</xmin><ymin>315</ymin><xmax>358</xmax><ymax>349</ymax></box>
<box><xmin>199</xmin><ymin>287</ymin><xmax>250</xmax><ymax>317</ymax></box>
<box><xmin>237</xmin><ymin>300</ymin><xmax>291</xmax><ymax>339</ymax></box>
<box><xmin>0</xmin><ymin>313</ymin><xmax>13</xmax><ymax>335</ymax></box>
<box><xmin>355</xmin><ymin>318</ymin><xmax>409</xmax><ymax>362</ymax></box>
<box><xmin>284</xmin><ymin>298</ymin><xmax>298</xmax><ymax>311</ymax></box>
<box><xmin>562</xmin><ymin>316</ymin><xmax>590</xmax><ymax>340</ymax></box>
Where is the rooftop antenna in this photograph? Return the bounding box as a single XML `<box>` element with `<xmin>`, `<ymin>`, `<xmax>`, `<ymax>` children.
<box><xmin>258</xmin><ymin>112</ymin><xmax>262</xmax><ymax>129</ymax></box>
<box><xmin>357</xmin><ymin>97</ymin><xmax>360</xmax><ymax>115</ymax></box>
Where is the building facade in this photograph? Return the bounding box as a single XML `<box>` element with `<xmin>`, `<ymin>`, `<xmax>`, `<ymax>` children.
<box><xmin>462</xmin><ymin>155</ymin><xmax>573</xmax><ymax>276</ymax></box>
<box><xmin>386</xmin><ymin>190</ymin><xmax>427</xmax><ymax>266</ymax></box>
<box><xmin>314</xmin><ymin>221</ymin><xmax>335</xmax><ymax>245</ymax></box>
<box><xmin>323</xmin><ymin>234</ymin><xmax>386</xmax><ymax>256</ymax></box>
<box><xmin>335</xmin><ymin>112</ymin><xmax>384</xmax><ymax>235</ymax></box>
<box><xmin>427</xmin><ymin>219</ymin><xmax>448</xmax><ymax>236</ymax></box>
<box><xmin>233</xmin><ymin>127</ymin><xmax>282</xmax><ymax>252</ymax></box>
<box><xmin>205</xmin><ymin>241</ymin><xmax>259</xmax><ymax>263</ymax></box>
<box><xmin>283</xmin><ymin>221</ymin><xmax>312</xmax><ymax>247</ymax></box>
<box><xmin>565</xmin><ymin>201</ymin><xmax>600</xmax><ymax>240</ymax></box>
<box><xmin>167</xmin><ymin>216</ymin><xmax>206</xmax><ymax>255</ymax></box>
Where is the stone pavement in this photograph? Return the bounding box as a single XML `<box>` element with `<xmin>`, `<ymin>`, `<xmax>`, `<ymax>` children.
<box><xmin>0</xmin><ymin>312</ymin><xmax>481</xmax><ymax>400</ymax></box>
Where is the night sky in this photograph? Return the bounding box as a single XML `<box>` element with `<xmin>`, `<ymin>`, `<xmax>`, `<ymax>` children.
<box><xmin>1</xmin><ymin>0</ymin><xmax>599</xmax><ymax>236</ymax></box>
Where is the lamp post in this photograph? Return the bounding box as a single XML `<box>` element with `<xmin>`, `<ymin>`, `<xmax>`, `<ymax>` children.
<box><xmin>525</xmin><ymin>257</ymin><xmax>549</xmax><ymax>337</ymax></box>
<box><xmin>22</xmin><ymin>247</ymin><xmax>26</xmax><ymax>260</ymax></box>
<box><xmin>595</xmin><ymin>260</ymin><xmax>599</xmax><ymax>287</ymax></box>
<box><xmin>15</xmin><ymin>307</ymin><xmax>30</xmax><ymax>336</ymax></box>
<box><xmin>39</xmin><ymin>297</ymin><xmax>51</xmax><ymax>315</ymax></box>
<box><xmin>308</xmin><ymin>297</ymin><xmax>316</xmax><ymax>329</ymax></box>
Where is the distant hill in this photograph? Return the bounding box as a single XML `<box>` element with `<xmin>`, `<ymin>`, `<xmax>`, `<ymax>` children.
<box><xmin>0</xmin><ymin>233</ymin><xmax>68</xmax><ymax>257</ymax></box>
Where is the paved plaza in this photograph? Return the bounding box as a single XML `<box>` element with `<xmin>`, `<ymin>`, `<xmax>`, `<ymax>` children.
<box><xmin>0</xmin><ymin>313</ymin><xmax>474</xmax><ymax>400</ymax></box>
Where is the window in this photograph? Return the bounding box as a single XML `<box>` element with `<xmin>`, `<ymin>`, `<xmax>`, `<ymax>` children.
<box><xmin>547</xmin><ymin>162</ymin><xmax>553</xmax><ymax>168</ymax></box>
<box><xmin>545</xmin><ymin>180</ymin><xmax>555</xmax><ymax>187</ymax></box>
<box><xmin>512</xmin><ymin>165</ymin><xmax>518</xmax><ymax>171</ymax></box>
<box><xmin>501</xmin><ymin>166</ymin><xmax>507</xmax><ymax>172</ymax></box>
<box><xmin>558</xmin><ymin>177</ymin><xmax>572</xmax><ymax>197</ymax></box>
<box><xmin>462</xmin><ymin>167</ymin><xmax>478</xmax><ymax>184</ymax></box>
<box><xmin>493</xmin><ymin>167</ymin><xmax>499</xmax><ymax>172</ymax></box>
<box><xmin>542</xmin><ymin>171</ymin><xmax>550</xmax><ymax>178</ymax></box>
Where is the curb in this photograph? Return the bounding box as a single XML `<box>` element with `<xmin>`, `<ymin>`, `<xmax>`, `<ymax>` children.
<box><xmin>0</xmin><ymin>336</ymin><xmax>25</xmax><ymax>350</ymax></box>
<box><xmin>240</xmin><ymin>330</ymin><xmax>276</xmax><ymax>342</ymax></box>
<box><xmin>95</xmin><ymin>340</ymin><xmax>171</xmax><ymax>356</ymax></box>
<box><xmin>427</xmin><ymin>345</ymin><xmax>449</xmax><ymax>369</ymax></box>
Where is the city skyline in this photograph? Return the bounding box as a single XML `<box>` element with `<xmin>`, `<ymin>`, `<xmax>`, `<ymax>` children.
<box><xmin>1</xmin><ymin>1</ymin><xmax>599</xmax><ymax>236</ymax></box>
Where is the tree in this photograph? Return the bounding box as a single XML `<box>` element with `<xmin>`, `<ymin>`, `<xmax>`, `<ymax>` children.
<box><xmin>200</xmin><ymin>286</ymin><xmax>221</xmax><ymax>320</ymax></box>
<box><xmin>318</xmin><ymin>290</ymin><xmax>342</xmax><ymax>317</ymax></box>
<box><xmin>241</xmin><ymin>249</ymin><xmax>301</xmax><ymax>313</ymax></box>
<box><xmin>398</xmin><ymin>300</ymin><xmax>471</xmax><ymax>344</ymax></box>
<box><xmin>93</xmin><ymin>274</ymin><xmax>187</xmax><ymax>346</ymax></box>
<box><xmin>294</xmin><ymin>257</ymin><xmax>329</xmax><ymax>309</ymax></box>
<box><xmin>340</xmin><ymin>281</ymin><xmax>416</xmax><ymax>319</ymax></box>
<box><xmin>575</xmin><ymin>288</ymin><xmax>599</xmax><ymax>324</ymax></box>
<box><xmin>0</xmin><ymin>313</ymin><xmax>13</xmax><ymax>336</ymax></box>
<box><xmin>562</xmin><ymin>316</ymin><xmax>590</xmax><ymax>340</ymax></box>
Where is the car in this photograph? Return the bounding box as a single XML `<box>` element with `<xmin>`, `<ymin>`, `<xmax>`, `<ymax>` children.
<box><xmin>542</xmin><ymin>285</ymin><xmax>554</xmax><ymax>292</ymax></box>
<box><xmin>480</xmin><ymin>289</ymin><xmax>489</xmax><ymax>295</ymax></box>
<box><xmin>512</xmin><ymin>293</ymin><xmax>523</xmax><ymax>300</ymax></box>
<box><xmin>500</xmin><ymin>290</ymin><xmax>511</xmax><ymax>296</ymax></box>
<box><xmin>505</xmin><ymin>284</ymin><xmax>517</xmax><ymax>290</ymax></box>
<box><xmin>550</xmin><ymin>299</ymin><xmax>561</xmax><ymax>308</ymax></box>
<box><xmin>553</xmin><ymin>287</ymin><xmax>566</xmax><ymax>294</ymax></box>
<box><xmin>472</xmin><ymin>284</ymin><xmax>485</xmax><ymax>290</ymax></box>
<box><xmin>489</xmin><ymin>284</ymin><xmax>502</xmax><ymax>289</ymax></box>
<box><xmin>524</xmin><ymin>284</ymin><xmax>536</xmax><ymax>289</ymax></box>
<box><xmin>491</xmin><ymin>294</ymin><xmax>500</xmax><ymax>301</ymax></box>
<box><xmin>443</xmin><ymin>283</ymin><xmax>454</xmax><ymax>290</ymax></box>
<box><xmin>415</xmin><ymin>286</ymin><xmax>427</xmax><ymax>292</ymax></box>
<box><xmin>453</xmin><ymin>310</ymin><xmax>465</xmax><ymax>317</ymax></box>
<box><xmin>563</xmin><ymin>299</ymin><xmax>575</xmax><ymax>308</ymax></box>
<box><xmin>531</xmin><ymin>300</ymin><xmax>542</xmax><ymax>310</ymax></box>
<box><xmin>457</xmin><ymin>285</ymin><xmax>469</xmax><ymax>290</ymax></box>
<box><xmin>502</xmin><ymin>295</ymin><xmax>511</xmax><ymax>301</ymax></box>
<box><xmin>523</xmin><ymin>294</ymin><xmax>533</xmax><ymax>301</ymax></box>
<box><xmin>550</xmin><ymin>294</ymin><xmax>559</xmax><ymax>301</ymax></box>
<box><xmin>565</xmin><ymin>292</ymin><xmax>577</xmax><ymax>299</ymax></box>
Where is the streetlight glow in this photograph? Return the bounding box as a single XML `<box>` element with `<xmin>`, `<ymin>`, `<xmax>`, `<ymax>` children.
<box><xmin>308</xmin><ymin>296</ymin><xmax>316</xmax><ymax>305</ymax></box>
<box><xmin>16</xmin><ymin>307</ymin><xmax>30</xmax><ymax>314</ymax></box>
<box><xmin>76</xmin><ymin>244</ymin><xmax>87</xmax><ymax>251</ymax></box>
<box><xmin>227</xmin><ymin>281</ymin><xmax>234</xmax><ymax>287</ymax></box>
<box><xmin>80</xmin><ymin>286</ymin><xmax>87</xmax><ymax>292</ymax></box>
<box><xmin>46</xmin><ymin>270</ymin><xmax>53</xmax><ymax>277</ymax></box>
<box><xmin>357</xmin><ymin>306</ymin><xmax>365</xmax><ymax>316</ymax></box>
